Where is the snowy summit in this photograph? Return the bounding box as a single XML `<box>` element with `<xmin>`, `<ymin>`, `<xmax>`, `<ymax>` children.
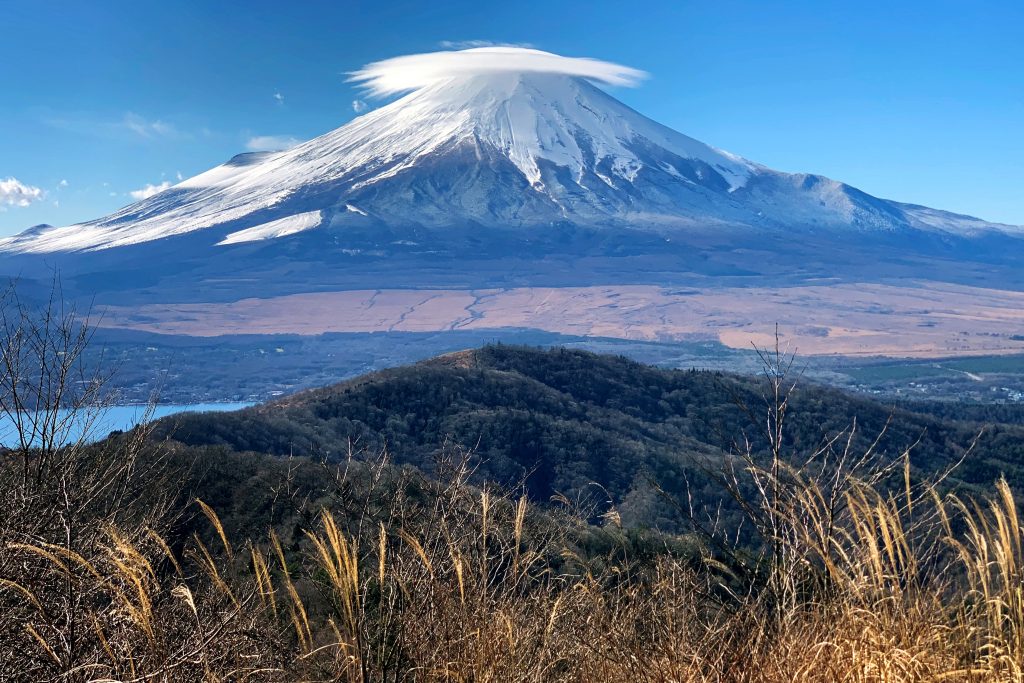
<box><xmin>1</xmin><ymin>47</ymin><xmax>1019</xmax><ymax>254</ymax></box>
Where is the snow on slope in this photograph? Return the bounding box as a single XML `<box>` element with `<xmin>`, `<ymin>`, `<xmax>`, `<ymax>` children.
<box><xmin>0</xmin><ymin>65</ymin><xmax>761</xmax><ymax>254</ymax></box>
<box><xmin>0</xmin><ymin>47</ymin><xmax>1017</xmax><ymax>254</ymax></box>
<box><xmin>895</xmin><ymin>202</ymin><xmax>1024</xmax><ymax>236</ymax></box>
<box><xmin>218</xmin><ymin>210</ymin><xmax>323</xmax><ymax>245</ymax></box>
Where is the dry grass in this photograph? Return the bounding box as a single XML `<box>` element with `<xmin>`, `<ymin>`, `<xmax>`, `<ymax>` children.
<box><xmin>3</xmin><ymin>451</ymin><xmax>1024</xmax><ymax>682</ymax></box>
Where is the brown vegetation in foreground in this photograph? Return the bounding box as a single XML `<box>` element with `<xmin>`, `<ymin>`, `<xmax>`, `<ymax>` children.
<box><xmin>2</xmin><ymin>290</ymin><xmax>1024</xmax><ymax>681</ymax></box>
<box><xmin>5</xmin><ymin>446</ymin><xmax>1024</xmax><ymax>682</ymax></box>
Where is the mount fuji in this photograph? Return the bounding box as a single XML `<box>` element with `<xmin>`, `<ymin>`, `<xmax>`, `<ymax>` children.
<box><xmin>1</xmin><ymin>48</ymin><xmax>1021</xmax><ymax>358</ymax></box>
<box><xmin>4</xmin><ymin>47</ymin><xmax>1019</xmax><ymax>259</ymax></box>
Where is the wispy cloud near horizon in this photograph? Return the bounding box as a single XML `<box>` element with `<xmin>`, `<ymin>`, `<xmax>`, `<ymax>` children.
<box><xmin>122</xmin><ymin>112</ymin><xmax>183</xmax><ymax>139</ymax></box>
<box><xmin>438</xmin><ymin>40</ymin><xmax>534</xmax><ymax>50</ymax></box>
<box><xmin>129</xmin><ymin>180</ymin><xmax>171</xmax><ymax>200</ymax></box>
<box><xmin>42</xmin><ymin>110</ymin><xmax>191</xmax><ymax>142</ymax></box>
<box><xmin>245</xmin><ymin>135</ymin><xmax>302</xmax><ymax>152</ymax></box>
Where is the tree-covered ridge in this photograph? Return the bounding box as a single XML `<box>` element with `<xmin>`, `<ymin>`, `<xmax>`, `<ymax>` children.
<box><xmin>155</xmin><ymin>346</ymin><xmax>1024</xmax><ymax>529</ymax></box>
<box><xmin>6</xmin><ymin>292</ymin><xmax>1024</xmax><ymax>681</ymax></box>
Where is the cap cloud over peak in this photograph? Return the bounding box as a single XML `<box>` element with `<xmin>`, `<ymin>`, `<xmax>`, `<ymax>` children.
<box><xmin>349</xmin><ymin>47</ymin><xmax>647</xmax><ymax>97</ymax></box>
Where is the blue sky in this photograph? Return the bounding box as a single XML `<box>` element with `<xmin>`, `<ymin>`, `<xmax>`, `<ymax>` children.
<box><xmin>1</xmin><ymin>0</ymin><xmax>1021</xmax><ymax>234</ymax></box>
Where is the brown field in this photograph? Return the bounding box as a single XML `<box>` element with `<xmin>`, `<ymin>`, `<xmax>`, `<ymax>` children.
<box><xmin>99</xmin><ymin>280</ymin><xmax>1024</xmax><ymax>357</ymax></box>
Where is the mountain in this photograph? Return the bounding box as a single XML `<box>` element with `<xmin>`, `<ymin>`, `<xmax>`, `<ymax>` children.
<box><xmin>1</xmin><ymin>50</ymin><xmax>1018</xmax><ymax>257</ymax></box>
<box><xmin>154</xmin><ymin>346</ymin><xmax>1024</xmax><ymax>530</ymax></box>
<box><xmin>2</xmin><ymin>48</ymin><xmax>1021</xmax><ymax>361</ymax></box>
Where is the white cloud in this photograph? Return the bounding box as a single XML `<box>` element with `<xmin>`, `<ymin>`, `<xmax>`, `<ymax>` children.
<box><xmin>176</xmin><ymin>171</ymin><xmax>183</xmax><ymax>181</ymax></box>
<box><xmin>0</xmin><ymin>177</ymin><xmax>45</xmax><ymax>208</ymax></box>
<box><xmin>439</xmin><ymin>40</ymin><xmax>533</xmax><ymax>50</ymax></box>
<box><xmin>58</xmin><ymin>179</ymin><xmax>69</xmax><ymax>188</ymax></box>
<box><xmin>351</xmin><ymin>99</ymin><xmax>368</xmax><ymax>113</ymax></box>
<box><xmin>122</xmin><ymin>112</ymin><xmax>182</xmax><ymax>139</ymax></box>
<box><xmin>273</xmin><ymin>92</ymin><xmax>285</xmax><ymax>104</ymax></box>
<box><xmin>350</xmin><ymin>46</ymin><xmax>647</xmax><ymax>97</ymax></box>
<box><xmin>245</xmin><ymin>134</ymin><xmax>302</xmax><ymax>152</ymax></box>
<box><xmin>43</xmin><ymin>110</ymin><xmax>191</xmax><ymax>142</ymax></box>
<box><xmin>129</xmin><ymin>181</ymin><xmax>171</xmax><ymax>201</ymax></box>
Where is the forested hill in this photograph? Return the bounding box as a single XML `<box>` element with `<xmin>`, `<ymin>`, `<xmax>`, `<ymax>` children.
<box><xmin>154</xmin><ymin>346</ymin><xmax>1024</xmax><ymax>529</ymax></box>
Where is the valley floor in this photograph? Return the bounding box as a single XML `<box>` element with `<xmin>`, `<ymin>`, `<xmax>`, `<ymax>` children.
<box><xmin>97</xmin><ymin>279</ymin><xmax>1024</xmax><ymax>358</ymax></box>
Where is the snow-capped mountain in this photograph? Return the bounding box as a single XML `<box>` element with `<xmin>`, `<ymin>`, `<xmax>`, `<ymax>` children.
<box><xmin>2</xmin><ymin>48</ymin><xmax>1019</xmax><ymax>256</ymax></box>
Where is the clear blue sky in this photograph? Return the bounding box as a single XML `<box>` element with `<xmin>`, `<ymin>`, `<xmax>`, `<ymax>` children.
<box><xmin>1</xmin><ymin>0</ymin><xmax>1021</xmax><ymax>234</ymax></box>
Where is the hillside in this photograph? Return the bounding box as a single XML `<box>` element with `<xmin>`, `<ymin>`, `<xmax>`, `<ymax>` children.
<box><xmin>155</xmin><ymin>346</ymin><xmax>1024</xmax><ymax>529</ymax></box>
<box><xmin>9</xmin><ymin>344</ymin><xmax>1024</xmax><ymax>680</ymax></box>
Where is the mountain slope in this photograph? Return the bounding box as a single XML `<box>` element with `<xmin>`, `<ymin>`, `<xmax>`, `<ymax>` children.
<box><xmin>154</xmin><ymin>346</ymin><xmax>1024</xmax><ymax>530</ymax></box>
<box><xmin>2</xmin><ymin>50</ymin><xmax>1019</xmax><ymax>256</ymax></box>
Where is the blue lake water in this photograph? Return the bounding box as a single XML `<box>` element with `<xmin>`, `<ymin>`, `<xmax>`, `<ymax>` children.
<box><xmin>0</xmin><ymin>402</ymin><xmax>254</xmax><ymax>447</ymax></box>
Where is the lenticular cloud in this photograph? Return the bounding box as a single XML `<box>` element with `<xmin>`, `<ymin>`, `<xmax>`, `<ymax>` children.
<box><xmin>350</xmin><ymin>47</ymin><xmax>647</xmax><ymax>97</ymax></box>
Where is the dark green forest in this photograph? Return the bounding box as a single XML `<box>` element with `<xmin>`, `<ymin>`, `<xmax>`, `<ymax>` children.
<box><xmin>152</xmin><ymin>345</ymin><xmax>1024</xmax><ymax>531</ymax></box>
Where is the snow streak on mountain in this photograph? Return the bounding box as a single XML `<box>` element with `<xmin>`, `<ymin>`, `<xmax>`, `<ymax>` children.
<box><xmin>2</xmin><ymin>47</ymin><xmax>1019</xmax><ymax>255</ymax></box>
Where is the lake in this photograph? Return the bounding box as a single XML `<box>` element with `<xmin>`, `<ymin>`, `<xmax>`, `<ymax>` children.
<box><xmin>0</xmin><ymin>402</ymin><xmax>254</xmax><ymax>447</ymax></box>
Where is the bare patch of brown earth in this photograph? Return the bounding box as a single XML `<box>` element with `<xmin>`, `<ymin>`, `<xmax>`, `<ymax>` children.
<box><xmin>98</xmin><ymin>280</ymin><xmax>1024</xmax><ymax>358</ymax></box>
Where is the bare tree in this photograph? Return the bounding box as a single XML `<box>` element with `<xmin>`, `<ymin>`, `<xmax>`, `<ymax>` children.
<box><xmin>0</xmin><ymin>279</ymin><xmax>173</xmax><ymax>677</ymax></box>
